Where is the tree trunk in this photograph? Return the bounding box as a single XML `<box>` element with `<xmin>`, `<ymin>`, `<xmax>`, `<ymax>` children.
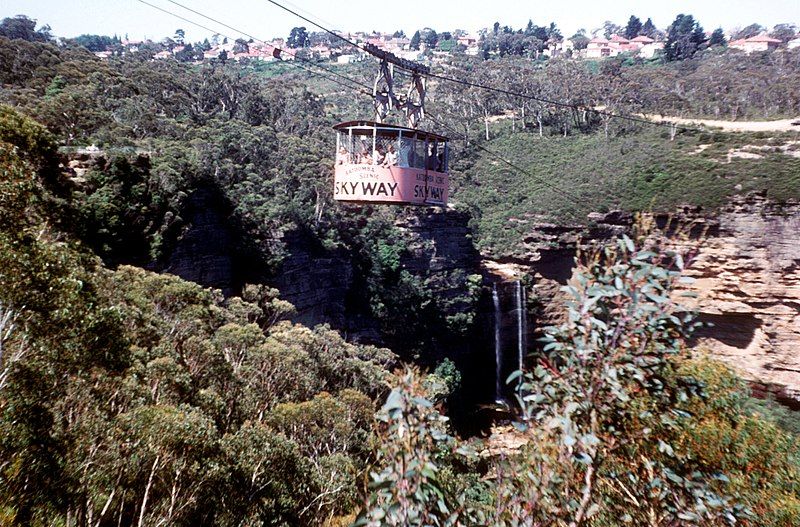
<box><xmin>484</xmin><ymin>109</ymin><xmax>490</xmax><ymax>140</ymax></box>
<box><xmin>138</xmin><ymin>456</ymin><xmax>160</xmax><ymax>527</ymax></box>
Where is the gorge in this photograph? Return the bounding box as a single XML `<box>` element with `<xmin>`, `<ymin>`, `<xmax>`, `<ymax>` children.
<box><xmin>130</xmin><ymin>139</ymin><xmax>798</xmax><ymax>411</ymax></box>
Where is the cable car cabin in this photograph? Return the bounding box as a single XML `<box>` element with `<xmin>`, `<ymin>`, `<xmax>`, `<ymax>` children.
<box><xmin>333</xmin><ymin>121</ymin><xmax>449</xmax><ymax>206</ymax></box>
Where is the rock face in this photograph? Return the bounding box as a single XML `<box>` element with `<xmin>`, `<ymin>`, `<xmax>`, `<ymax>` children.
<box><xmin>273</xmin><ymin>207</ymin><xmax>482</xmax><ymax>340</ymax></box>
<box><xmin>164</xmin><ymin>187</ymin><xmax>245</xmax><ymax>297</ymax></box>
<box><xmin>678</xmin><ymin>195</ymin><xmax>800</xmax><ymax>408</ymax></box>
<box><xmin>394</xmin><ymin>207</ymin><xmax>482</xmax><ymax>313</ymax></box>
<box><xmin>272</xmin><ymin>230</ymin><xmax>356</xmax><ymax>330</ymax></box>
<box><xmin>506</xmin><ymin>197</ymin><xmax>800</xmax><ymax>409</ymax></box>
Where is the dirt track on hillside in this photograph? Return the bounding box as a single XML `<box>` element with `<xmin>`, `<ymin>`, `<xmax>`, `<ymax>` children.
<box><xmin>641</xmin><ymin>114</ymin><xmax>800</xmax><ymax>132</ymax></box>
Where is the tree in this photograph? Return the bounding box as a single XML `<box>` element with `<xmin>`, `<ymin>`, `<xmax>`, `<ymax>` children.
<box><xmin>546</xmin><ymin>22</ymin><xmax>562</xmax><ymax>41</ymax></box>
<box><xmin>0</xmin><ymin>15</ymin><xmax>50</xmax><ymax>42</ymax></box>
<box><xmin>287</xmin><ymin>26</ymin><xmax>309</xmax><ymax>48</ymax></box>
<box><xmin>72</xmin><ymin>34</ymin><xmax>116</xmax><ymax>52</ymax></box>
<box><xmin>732</xmin><ymin>23</ymin><xmax>765</xmax><ymax>40</ymax></box>
<box><xmin>709</xmin><ymin>27</ymin><xmax>726</xmax><ymax>47</ymax></box>
<box><xmin>174</xmin><ymin>28</ymin><xmax>185</xmax><ymax>45</ymax></box>
<box><xmin>392</xmin><ymin>30</ymin><xmax>406</xmax><ymax>38</ymax></box>
<box><xmin>490</xmin><ymin>228</ymin><xmax>745</xmax><ymax>526</ymax></box>
<box><xmin>598</xmin><ymin>20</ymin><xmax>622</xmax><ymax>39</ymax></box>
<box><xmin>770</xmin><ymin>23</ymin><xmax>797</xmax><ymax>44</ymax></box>
<box><xmin>570</xmin><ymin>30</ymin><xmax>590</xmax><ymax>50</ymax></box>
<box><xmin>421</xmin><ymin>28</ymin><xmax>438</xmax><ymax>49</ymax></box>
<box><xmin>233</xmin><ymin>38</ymin><xmax>249</xmax><ymax>54</ymax></box>
<box><xmin>410</xmin><ymin>30</ymin><xmax>421</xmax><ymax>50</ymax></box>
<box><xmin>664</xmin><ymin>14</ymin><xmax>707</xmax><ymax>61</ymax></box>
<box><xmin>641</xmin><ymin>17</ymin><xmax>657</xmax><ymax>38</ymax></box>
<box><xmin>624</xmin><ymin>15</ymin><xmax>643</xmax><ymax>39</ymax></box>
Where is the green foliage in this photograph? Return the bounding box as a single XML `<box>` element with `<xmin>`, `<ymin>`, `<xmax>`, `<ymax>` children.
<box><xmin>353</xmin><ymin>368</ymin><xmax>477</xmax><ymax>526</ymax></box>
<box><xmin>0</xmin><ymin>15</ymin><xmax>50</xmax><ymax>42</ymax></box>
<box><xmin>0</xmin><ymin>128</ymin><xmax>399</xmax><ymax>524</ymax></box>
<box><xmin>426</xmin><ymin>358</ymin><xmax>463</xmax><ymax>403</ymax></box>
<box><xmin>665</xmin><ymin>14</ymin><xmax>708</xmax><ymax>61</ymax></box>
<box><xmin>490</xmin><ymin>225</ymin><xmax>743</xmax><ymax>525</ymax></box>
<box><xmin>357</xmin><ymin>224</ymin><xmax>800</xmax><ymax>526</ymax></box>
<box><xmin>0</xmin><ymin>104</ymin><xmax>57</xmax><ymax>169</ymax></box>
<box><xmin>670</xmin><ymin>358</ymin><xmax>800</xmax><ymax>526</ymax></box>
<box><xmin>452</xmin><ymin>126</ymin><xmax>800</xmax><ymax>257</ymax></box>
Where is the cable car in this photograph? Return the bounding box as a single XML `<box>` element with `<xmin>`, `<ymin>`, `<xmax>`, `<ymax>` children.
<box><xmin>333</xmin><ymin>120</ymin><xmax>449</xmax><ymax>206</ymax></box>
<box><xmin>332</xmin><ymin>44</ymin><xmax>449</xmax><ymax>206</ymax></box>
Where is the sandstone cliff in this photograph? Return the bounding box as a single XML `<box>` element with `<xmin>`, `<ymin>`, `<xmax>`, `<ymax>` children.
<box><xmin>512</xmin><ymin>196</ymin><xmax>800</xmax><ymax>409</ymax></box>
<box><xmin>679</xmin><ymin>195</ymin><xmax>800</xmax><ymax>408</ymax></box>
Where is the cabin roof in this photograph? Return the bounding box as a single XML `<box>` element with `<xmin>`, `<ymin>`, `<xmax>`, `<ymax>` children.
<box><xmin>334</xmin><ymin>120</ymin><xmax>449</xmax><ymax>141</ymax></box>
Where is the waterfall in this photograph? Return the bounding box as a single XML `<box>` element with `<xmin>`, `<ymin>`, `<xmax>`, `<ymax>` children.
<box><xmin>492</xmin><ymin>283</ymin><xmax>502</xmax><ymax>402</ymax></box>
<box><xmin>516</xmin><ymin>280</ymin><xmax>526</xmax><ymax>377</ymax></box>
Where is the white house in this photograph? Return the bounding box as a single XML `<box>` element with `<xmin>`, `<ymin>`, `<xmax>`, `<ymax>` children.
<box><xmin>730</xmin><ymin>34</ymin><xmax>782</xmax><ymax>53</ymax></box>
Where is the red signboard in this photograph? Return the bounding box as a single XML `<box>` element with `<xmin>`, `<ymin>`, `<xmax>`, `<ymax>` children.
<box><xmin>334</xmin><ymin>164</ymin><xmax>449</xmax><ymax>206</ymax></box>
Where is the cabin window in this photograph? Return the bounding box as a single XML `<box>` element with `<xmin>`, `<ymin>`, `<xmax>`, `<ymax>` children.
<box><xmin>334</xmin><ymin>124</ymin><xmax>448</xmax><ymax>172</ymax></box>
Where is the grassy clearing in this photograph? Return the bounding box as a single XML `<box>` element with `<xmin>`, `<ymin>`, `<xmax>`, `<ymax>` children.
<box><xmin>450</xmin><ymin>124</ymin><xmax>800</xmax><ymax>256</ymax></box>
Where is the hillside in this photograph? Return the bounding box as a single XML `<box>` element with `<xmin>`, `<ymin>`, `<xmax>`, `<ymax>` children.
<box><xmin>2</xmin><ymin>14</ymin><xmax>800</xmax><ymax>526</ymax></box>
<box><xmin>450</xmin><ymin>123</ymin><xmax>800</xmax><ymax>256</ymax></box>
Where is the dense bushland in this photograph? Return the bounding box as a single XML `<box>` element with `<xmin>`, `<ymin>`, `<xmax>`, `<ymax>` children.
<box><xmin>355</xmin><ymin>225</ymin><xmax>800</xmax><ymax>526</ymax></box>
<box><xmin>0</xmin><ymin>115</ymin><xmax>396</xmax><ymax>525</ymax></box>
<box><xmin>450</xmin><ymin>123</ymin><xmax>800</xmax><ymax>256</ymax></box>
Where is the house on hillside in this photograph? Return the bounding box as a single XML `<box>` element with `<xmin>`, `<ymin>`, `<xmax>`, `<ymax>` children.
<box><xmin>457</xmin><ymin>35</ymin><xmax>477</xmax><ymax>47</ymax></box>
<box><xmin>378</xmin><ymin>37</ymin><xmax>410</xmax><ymax>51</ymax></box>
<box><xmin>584</xmin><ymin>34</ymin><xmax>662</xmax><ymax>59</ymax></box>
<box><xmin>631</xmin><ymin>36</ymin><xmax>665</xmax><ymax>58</ymax></box>
<box><xmin>586</xmin><ymin>37</ymin><xmax>611</xmax><ymax>58</ymax></box>
<box><xmin>465</xmin><ymin>45</ymin><xmax>480</xmax><ymax>56</ymax></box>
<box><xmin>308</xmin><ymin>45</ymin><xmax>332</xmax><ymax>59</ymax></box>
<box><xmin>789</xmin><ymin>38</ymin><xmax>800</xmax><ymax>50</ymax></box>
<box><xmin>730</xmin><ymin>34</ymin><xmax>782</xmax><ymax>53</ymax></box>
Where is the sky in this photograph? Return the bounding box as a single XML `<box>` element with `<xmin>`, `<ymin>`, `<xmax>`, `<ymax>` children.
<box><xmin>2</xmin><ymin>0</ymin><xmax>798</xmax><ymax>43</ymax></box>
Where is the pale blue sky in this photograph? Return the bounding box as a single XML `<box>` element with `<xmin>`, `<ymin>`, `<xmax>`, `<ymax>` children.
<box><xmin>3</xmin><ymin>0</ymin><xmax>798</xmax><ymax>42</ymax></box>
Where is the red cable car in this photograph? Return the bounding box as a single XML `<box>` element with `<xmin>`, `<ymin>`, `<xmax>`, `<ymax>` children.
<box><xmin>333</xmin><ymin>120</ymin><xmax>449</xmax><ymax>206</ymax></box>
<box><xmin>333</xmin><ymin>45</ymin><xmax>449</xmax><ymax>206</ymax></box>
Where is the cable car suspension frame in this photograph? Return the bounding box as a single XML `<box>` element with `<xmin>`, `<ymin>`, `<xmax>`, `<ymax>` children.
<box><xmin>365</xmin><ymin>43</ymin><xmax>428</xmax><ymax>128</ymax></box>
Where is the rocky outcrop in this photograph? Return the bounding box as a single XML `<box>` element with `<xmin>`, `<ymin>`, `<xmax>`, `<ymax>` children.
<box><xmin>273</xmin><ymin>207</ymin><xmax>482</xmax><ymax>341</ymax></box>
<box><xmin>505</xmin><ymin>196</ymin><xmax>800</xmax><ymax>408</ymax></box>
<box><xmin>164</xmin><ymin>187</ymin><xmax>245</xmax><ymax>297</ymax></box>
<box><xmin>272</xmin><ymin>230</ymin><xmax>356</xmax><ymax>330</ymax></box>
<box><xmin>395</xmin><ymin>207</ymin><xmax>481</xmax><ymax>313</ymax></box>
<box><xmin>678</xmin><ymin>195</ymin><xmax>800</xmax><ymax>408</ymax></box>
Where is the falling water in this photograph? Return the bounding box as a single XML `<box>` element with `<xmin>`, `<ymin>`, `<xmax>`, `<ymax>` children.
<box><xmin>516</xmin><ymin>280</ymin><xmax>526</xmax><ymax>377</ymax></box>
<box><xmin>492</xmin><ymin>283</ymin><xmax>502</xmax><ymax>402</ymax></box>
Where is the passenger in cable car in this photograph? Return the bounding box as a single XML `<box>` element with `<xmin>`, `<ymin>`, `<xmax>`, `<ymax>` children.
<box><xmin>426</xmin><ymin>143</ymin><xmax>437</xmax><ymax>171</ymax></box>
<box><xmin>397</xmin><ymin>137</ymin><xmax>411</xmax><ymax>167</ymax></box>
<box><xmin>336</xmin><ymin>147</ymin><xmax>349</xmax><ymax>165</ymax></box>
<box><xmin>373</xmin><ymin>145</ymin><xmax>385</xmax><ymax>165</ymax></box>
<box><xmin>359</xmin><ymin>147</ymin><xmax>373</xmax><ymax>165</ymax></box>
<box><xmin>383</xmin><ymin>144</ymin><xmax>398</xmax><ymax>167</ymax></box>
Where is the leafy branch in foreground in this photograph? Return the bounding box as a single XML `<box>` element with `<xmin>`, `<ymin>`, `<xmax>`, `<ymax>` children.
<box><xmin>358</xmin><ymin>218</ymin><xmax>756</xmax><ymax>526</ymax></box>
<box><xmin>354</xmin><ymin>368</ymin><xmax>478</xmax><ymax>527</ymax></box>
<box><xmin>491</xmin><ymin>218</ymin><xmax>746</xmax><ymax>526</ymax></box>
